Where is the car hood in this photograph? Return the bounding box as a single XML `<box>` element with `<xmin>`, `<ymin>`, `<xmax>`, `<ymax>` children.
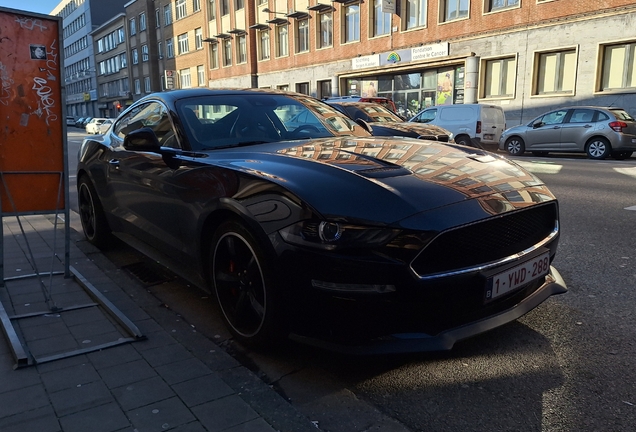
<box><xmin>370</xmin><ymin>121</ymin><xmax>450</xmax><ymax>138</ymax></box>
<box><xmin>207</xmin><ymin>137</ymin><xmax>553</xmax><ymax>226</ymax></box>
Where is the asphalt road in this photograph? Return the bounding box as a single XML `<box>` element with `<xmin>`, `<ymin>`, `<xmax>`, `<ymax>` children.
<box><xmin>66</xmin><ymin>132</ymin><xmax>636</xmax><ymax>431</ymax></box>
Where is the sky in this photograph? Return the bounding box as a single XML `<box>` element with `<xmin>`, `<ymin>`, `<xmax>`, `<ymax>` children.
<box><xmin>0</xmin><ymin>0</ymin><xmax>61</xmax><ymax>15</ymax></box>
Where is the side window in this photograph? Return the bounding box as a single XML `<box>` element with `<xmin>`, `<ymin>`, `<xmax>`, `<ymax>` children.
<box><xmin>568</xmin><ymin>109</ymin><xmax>595</xmax><ymax>123</ymax></box>
<box><xmin>540</xmin><ymin>109</ymin><xmax>568</xmax><ymax>125</ymax></box>
<box><xmin>113</xmin><ymin>102</ymin><xmax>178</xmax><ymax>148</ymax></box>
<box><xmin>413</xmin><ymin>109</ymin><xmax>436</xmax><ymax>123</ymax></box>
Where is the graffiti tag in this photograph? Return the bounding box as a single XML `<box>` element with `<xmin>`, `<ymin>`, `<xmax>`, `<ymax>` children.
<box><xmin>32</xmin><ymin>77</ymin><xmax>58</xmax><ymax>125</ymax></box>
<box><xmin>15</xmin><ymin>16</ymin><xmax>48</xmax><ymax>32</ymax></box>
<box><xmin>0</xmin><ymin>61</ymin><xmax>13</xmax><ymax>106</ymax></box>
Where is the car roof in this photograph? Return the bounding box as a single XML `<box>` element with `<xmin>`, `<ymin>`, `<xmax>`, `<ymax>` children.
<box><xmin>141</xmin><ymin>87</ymin><xmax>310</xmax><ymax>105</ymax></box>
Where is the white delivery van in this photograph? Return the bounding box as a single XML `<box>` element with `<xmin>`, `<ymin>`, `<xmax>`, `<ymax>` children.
<box><xmin>409</xmin><ymin>104</ymin><xmax>506</xmax><ymax>150</ymax></box>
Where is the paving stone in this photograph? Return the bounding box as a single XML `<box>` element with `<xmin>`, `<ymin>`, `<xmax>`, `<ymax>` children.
<box><xmin>224</xmin><ymin>418</ymin><xmax>277</xmax><ymax>432</ymax></box>
<box><xmin>86</xmin><ymin>344</ymin><xmax>142</xmax><ymax>370</ymax></box>
<box><xmin>40</xmin><ymin>362</ymin><xmax>101</xmax><ymax>393</ymax></box>
<box><xmin>127</xmin><ymin>396</ymin><xmax>196</xmax><ymax>431</ymax></box>
<box><xmin>155</xmin><ymin>357</ymin><xmax>211</xmax><ymax>385</ymax></box>
<box><xmin>20</xmin><ymin>319</ymin><xmax>69</xmax><ymax>342</ymax></box>
<box><xmin>0</xmin><ymin>359</ymin><xmax>41</xmax><ymax>393</ymax></box>
<box><xmin>27</xmin><ymin>333</ymin><xmax>79</xmax><ymax>358</ymax></box>
<box><xmin>172</xmin><ymin>374</ymin><xmax>235</xmax><ymax>408</ymax></box>
<box><xmin>36</xmin><ymin>353</ymin><xmax>89</xmax><ymax>374</ymax></box>
<box><xmin>138</xmin><ymin>342</ymin><xmax>194</xmax><ymax>368</ymax></box>
<box><xmin>49</xmin><ymin>380</ymin><xmax>114</xmax><ymax>417</ymax></box>
<box><xmin>112</xmin><ymin>376</ymin><xmax>176</xmax><ymax>411</ymax></box>
<box><xmin>168</xmin><ymin>422</ymin><xmax>208</xmax><ymax>432</ymax></box>
<box><xmin>133</xmin><ymin>330</ymin><xmax>179</xmax><ymax>352</ymax></box>
<box><xmin>60</xmin><ymin>307</ymin><xmax>109</xmax><ymax>326</ymax></box>
<box><xmin>58</xmin><ymin>402</ymin><xmax>130</xmax><ymax>432</ymax></box>
<box><xmin>191</xmin><ymin>395</ymin><xmax>260</xmax><ymax>432</ymax></box>
<box><xmin>0</xmin><ymin>384</ymin><xmax>50</xmax><ymax>418</ymax></box>
<box><xmin>0</xmin><ymin>405</ymin><xmax>61</xmax><ymax>432</ymax></box>
<box><xmin>99</xmin><ymin>359</ymin><xmax>157</xmax><ymax>389</ymax></box>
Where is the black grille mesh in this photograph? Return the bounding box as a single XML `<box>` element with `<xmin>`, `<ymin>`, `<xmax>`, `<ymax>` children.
<box><xmin>411</xmin><ymin>203</ymin><xmax>558</xmax><ymax>276</ymax></box>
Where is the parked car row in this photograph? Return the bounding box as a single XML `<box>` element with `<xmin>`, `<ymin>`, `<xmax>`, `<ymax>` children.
<box><xmin>68</xmin><ymin>117</ymin><xmax>114</xmax><ymax>134</ymax></box>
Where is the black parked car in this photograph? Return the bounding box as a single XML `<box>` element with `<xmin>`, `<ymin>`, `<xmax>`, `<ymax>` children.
<box><xmin>326</xmin><ymin>101</ymin><xmax>453</xmax><ymax>142</ymax></box>
<box><xmin>75</xmin><ymin>117</ymin><xmax>85</xmax><ymax>128</ymax></box>
<box><xmin>77</xmin><ymin>88</ymin><xmax>567</xmax><ymax>354</ymax></box>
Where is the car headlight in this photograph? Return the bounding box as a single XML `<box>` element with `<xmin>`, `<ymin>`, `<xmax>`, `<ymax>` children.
<box><xmin>279</xmin><ymin>220</ymin><xmax>401</xmax><ymax>250</ymax></box>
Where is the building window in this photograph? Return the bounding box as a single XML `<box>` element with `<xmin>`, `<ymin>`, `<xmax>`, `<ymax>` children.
<box><xmin>296</xmin><ymin>82</ymin><xmax>309</xmax><ymax>95</ymax></box>
<box><xmin>373</xmin><ymin>0</ymin><xmax>391</xmax><ymax>37</ymax></box>
<box><xmin>235</xmin><ymin>0</ymin><xmax>244</xmax><ymax>9</ymax></box>
<box><xmin>220</xmin><ymin>0</ymin><xmax>229</xmax><ymax>15</ymax></box>
<box><xmin>344</xmin><ymin>4</ymin><xmax>360</xmax><ymax>43</ymax></box>
<box><xmin>209</xmin><ymin>0</ymin><xmax>216</xmax><ymax>20</ymax></box>
<box><xmin>193</xmin><ymin>0</ymin><xmax>201</xmax><ymax>12</ymax></box>
<box><xmin>132</xmin><ymin>48</ymin><xmax>138</xmax><ymax>64</ymax></box>
<box><xmin>319</xmin><ymin>12</ymin><xmax>332</xmax><ymax>48</ymax></box>
<box><xmin>176</xmin><ymin>0</ymin><xmax>187</xmax><ymax>19</ymax></box>
<box><xmin>296</xmin><ymin>19</ymin><xmax>309</xmax><ymax>53</ymax></box>
<box><xmin>142</xmin><ymin>44</ymin><xmax>149</xmax><ymax>61</ymax></box>
<box><xmin>483</xmin><ymin>56</ymin><xmax>516</xmax><ymax>98</ymax></box>
<box><xmin>488</xmin><ymin>0</ymin><xmax>519</xmax><ymax>12</ymax></box>
<box><xmin>134</xmin><ymin>78</ymin><xmax>141</xmax><ymax>94</ymax></box>
<box><xmin>210</xmin><ymin>42</ymin><xmax>218</xmax><ymax>68</ymax></box>
<box><xmin>197</xmin><ymin>65</ymin><xmax>205</xmax><ymax>86</ymax></box>
<box><xmin>318</xmin><ymin>79</ymin><xmax>332</xmax><ymax>99</ymax></box>
<box><xmin>155</xmin><ymin>9</ymin><xmax>160</xmax><ymax>27</ymax></box>
<box><xmin>259</xmin><ymin>30</ymin><xmax>270</xmax><ymax>60</ymax></box>
<box><xmin>600</xmin><ymin>41</ymin><xmax>636</xmax><ymax>91</ymax></box>
<box><xmin>158</xmin><ymin>41</ymin><xmax>163</xmax><ymax>58</ymax></box>
<box><xmin>195</xmin><ymin>28</ymin><xmax>203</xmax><ymax>49</ymax></box>
<box><xmin>441</xmin><ymin>0</ymin><xmax>469</xmax><ymax>22</ymax></box>
<box><xmin>166</xmin><ymin>38</ymin><xmax>174</xmax><ymax>58</ymax></box>
<box><xmin>276</xmin><ymin>25</ymin><xmax>288</xmax><ymax>57</ymax></box>
<box><xmin>534</xmin><ymin>49</ymin><xmax>576</xmax><ymax>95</ymax></box>
<box><xmin>119</xmin><ymin>52</ymin><xmax>127</xmax><ymax>67</ymax></box>
<box><xmin>129</xmin><ymin>18</ymin><xmax>136</xmax><ymax>35</ymax></box>
<box><xmin>180</xmin><ymin>68</ymin><xmax>191</xmax><ymax>88</ymax></box>
<box><xmin>139</xmin><ymin>12</ymin><xmax>146</xmax><ymax>31</ymax></box>
<box><xmin>223</xmin><ymin>38</ymin><xmax>232</xmax><ymax>66</ymax></box>
<box><xmin>237</xmin><ymin>34</ymin><xmax>246</xmax><ymax>63</ymax></box>
<box><xmin>164</xmin><ymin>4</ymin><xmax>173</xmax><ymax>25</ymax></box>
<box><xmin>118</xmin><ymin>27</ymin><xmax>125</xmax><ymax>43</ymax></box>
<box><xmin>178</xmin><ymin>33</ymin><xmax>189</xmax><ymax>54</ymax></box>
<box><xmin>405</xmin><ymin>0</ymin><xmax>426</xmax><ymax>30</ymax></box>
<box><xmin>144</xmin><ymin>76</ymin><xmax>151</xmax><ymax>93</ymax></box>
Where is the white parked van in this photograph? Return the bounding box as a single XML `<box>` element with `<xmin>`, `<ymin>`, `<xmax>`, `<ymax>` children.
<box><xmin>408</xmin><ymin>104</ymin><xmax>506</xmax><ymax>150</ymax></box>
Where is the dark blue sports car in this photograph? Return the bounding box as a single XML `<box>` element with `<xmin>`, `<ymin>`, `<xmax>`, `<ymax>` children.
<box><xmin>77</xmin><ymin>88</ymin><xmax>567</xmax><ymax>354</ymax></box>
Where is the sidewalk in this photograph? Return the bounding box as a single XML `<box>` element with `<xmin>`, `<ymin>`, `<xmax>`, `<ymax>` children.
<box><xmin>0</xmin><ymin>213</ymin><xmax>320</xmax><ymax>432</ymax></box>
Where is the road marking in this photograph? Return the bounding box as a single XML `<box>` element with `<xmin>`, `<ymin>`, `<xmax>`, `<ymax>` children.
<box><xmin>614</xmin><ymin>167</ymin><xmax>636</xmax><ymax>179</ymax></box>
<box><xmin>514</xmin><ymin>160</ymin><xmax>563</xmax><ymax>174</ymax></box>
<box><xmin>626</xmin><ymin>206</ymin><xmax>636</xmax><ymax>211</ymax></box>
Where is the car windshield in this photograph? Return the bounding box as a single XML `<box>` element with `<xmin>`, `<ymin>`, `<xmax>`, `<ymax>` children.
<box><xmin>176</xmin><ymin>93</ymin><xmax>369</xmax><ymax>150</ymax></box>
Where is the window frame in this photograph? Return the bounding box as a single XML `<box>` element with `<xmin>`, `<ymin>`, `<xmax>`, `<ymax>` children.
<box><xmin>178</xmin><ymin>32</ymin><xmax>190</xmax><ymax>55</ymax></box>
<box><xmin>295</xmin><ymin>18</ymin><xmax>309</xmax><ymax>53</ymax></box>
<box><xmin>371</xmin><ymin>0</ymin><xmax>391</xmax><ymax>37</ymax></box>
<box><xmin>343</xmin><ymin>3</ymin><xmax>360</xmax><ymax>44</ymax></box>
<box><xmin>259</xmin><ymin>30</ymin><xmax>270</xmax><ymax>60</ymax></box>
<box><xmin>481</xmin><ymin>54</ymin><xmax>517</xmax><ymax>99</ymax></box>
<box><xmin>404</xmin><ymin>0</ymin><xmax>427</xmax><ymax>30</ymax></box>
<box><xmin>532</xmin><ymin>47</ymin><xmax>578</xmax><ymax>96</ymax></box>
<box><xmin>599</xmin><ymin>41</ymin><xmax>636</xmax><ymax>92</ymax></box>
<box><xmin>223</xmin><ymin>38</ymin><xmax>232</xmax><ymax>66</ymax></box>
<box><xmin>318</xmin><ymin>11</ymin><xmax>333</xmax><ymax>49</ymax></box>
<box><xmin>439</xmin><ymin>0</ymin><xmax>469</xmax><ymax>24</ymax></box>
<box><xmin>195</xmin><ymin>28</ymin><xmax>203</xmax><ymax>50</ymax></box>
<box><xmin>176</xmin><ymin>0</ymin><xmax>187</xmax><ymax>20</ymax></box>
<box><xmin>486</xmin><ymin>0</ymin><xmax>519</xmax><ymax>14</ymax></box>
<box><xmin>164</xmin><ymin>4</ymin><xmax>173</xmax><ymax>25</ymax></box>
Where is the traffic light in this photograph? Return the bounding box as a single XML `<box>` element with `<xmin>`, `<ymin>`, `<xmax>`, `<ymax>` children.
<box><xmin>116</xmin><ymin>103</ymin><xmax>121</xmax><ymax>110</ymax></box>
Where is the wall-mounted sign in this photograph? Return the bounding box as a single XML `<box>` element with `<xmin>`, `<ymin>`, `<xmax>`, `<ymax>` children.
<box><xmin>352</xmin><ymin>55</ymin><xmax>380</xmax><ymax>70</ymax></box>
<box><xmin>412</xmin><ymin>43</ymin><xmax>450</xmax><ymax>62</ymax></box>
<box><xmin>164</xmin><ymin>70</ymin><xmax>176</xmax><ymax>90</ymax></box>
<box><xmin>382</xmin><ymin>0</ymin><xmax>396</xmax><ymax>14</ymax></box>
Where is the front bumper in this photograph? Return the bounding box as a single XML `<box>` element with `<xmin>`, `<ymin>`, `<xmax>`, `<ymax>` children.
<box><xmin>289</xmin><ymin>266</ymin><xmax>567</xmax><ymax>355</ymax></box>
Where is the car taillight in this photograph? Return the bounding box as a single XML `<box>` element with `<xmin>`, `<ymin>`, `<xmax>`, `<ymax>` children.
<box><xmin>476</xmin><ymin>121</ymin><xmax>482</xmax><ymax>134</ymax></box>
<box><xmin>609</xmin><ymin>121</ymin><xmax>627</xmax><ymax>132</ymax></box>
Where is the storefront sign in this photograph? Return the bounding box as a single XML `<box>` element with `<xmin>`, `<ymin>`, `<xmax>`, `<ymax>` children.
<box><xmin>412</xmin><ymin>43</ymin><xmax>449</xmax><ymax>62</ymax></box>
<box><xmin>352</xmin><ymin>55</ymin><xmax>380</xmax><ymax>70</ymax></box>
<box><xmin>381</xmin><ymin>0</ymin><xmax>396</xmax><ymax>14</ymax></box>
<box><xmin>164</xmin><ymin>70</ymin><xmax>176</xmax><ymax>89</ymax></box>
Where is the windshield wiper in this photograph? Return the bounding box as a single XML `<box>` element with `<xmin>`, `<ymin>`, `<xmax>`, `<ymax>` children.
<box><xmin>201</xmin><ymin>140</ymin><xmax>269</xmax><ymax>150</ymax></box>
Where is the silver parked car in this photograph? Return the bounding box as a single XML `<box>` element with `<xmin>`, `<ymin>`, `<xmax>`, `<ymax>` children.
<box><xmin>499</xmin><ymin>106</ymin><xmax>636</xmax><ymax>160</ymax></box>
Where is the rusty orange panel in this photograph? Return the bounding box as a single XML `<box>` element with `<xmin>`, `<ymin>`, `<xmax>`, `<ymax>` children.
<box><xmin>0</xmin><ymin>8</ymin><xmax>65</xmax><ymax>213</ymax></box>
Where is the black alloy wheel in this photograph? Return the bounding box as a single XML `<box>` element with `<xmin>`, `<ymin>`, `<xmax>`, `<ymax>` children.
<box><xmin>77</xmin><ymin>176</ymin><xmax>112</xmax><ymax>248</ymax></box>
<box><xmin>505</xmin><ymin>136</ymin><xmax>525</xmax><ymax>156</ymax></box>
<box><xmin>211</xmin><ymin>220</ymin><xmax>285</xmax><ymax>346</ymax></box>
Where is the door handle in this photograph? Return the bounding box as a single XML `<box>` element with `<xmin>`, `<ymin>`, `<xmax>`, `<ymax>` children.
<box><xmin>108</xmin><ymin>159</ymin><xmax>120</xmax><ymax>166</ymax></box>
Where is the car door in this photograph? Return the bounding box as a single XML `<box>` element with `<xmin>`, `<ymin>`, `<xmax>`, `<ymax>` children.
<box><xmin>559</xmin><ymin>108</ymin><xmax>596</xmax><ymax>151</ymax></box>
<box><xmin>524</xmin><ymin>109</ymin><xmax>569</xmax><ymax>150</ymax></box>
<box><xmin>108</xmin><ymin>101</ymin><xmax>186</xmax><ymax>258</ymax></box>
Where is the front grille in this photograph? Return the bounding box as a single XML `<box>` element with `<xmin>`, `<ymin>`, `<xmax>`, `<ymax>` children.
<box><xmin>411</xmin><ymin>202</ymin><xmax>558</xmax><ymax>277</ymax></box>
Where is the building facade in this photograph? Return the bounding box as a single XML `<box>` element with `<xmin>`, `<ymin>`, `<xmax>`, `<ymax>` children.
<box><xmin>52</xmin><ymin>0</ymin><xmax>130</xmax><ymax>119</ymax></box>
<box><xmin>56</xmin><ymin>0</ymin><xmax>636</xmax><ymax>125</ymax></box>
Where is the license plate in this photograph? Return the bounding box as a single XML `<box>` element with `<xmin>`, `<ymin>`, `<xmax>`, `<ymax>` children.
<box><xmin>485</xmin><ymin>252</ymin><xmax>550</xmax><ymax>302</ymax></box>
<box><xmin>483</xmin><ymin>134</ymin><xmax>494</xmax><ymax>140</ymax></box>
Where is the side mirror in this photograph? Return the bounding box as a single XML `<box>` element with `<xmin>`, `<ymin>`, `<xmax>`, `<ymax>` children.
<box><xmin>532</xmin><ymin>120</ymin><xmax>544</xmax><ymax>129</ymax></box>
<box><xmin>123</xmin><ymin>127</ymin><xmax>161</xmax><ymax>151</ymax></box>
<box><xmin>355</xmin><ymin>118</ymin><xmax>372</xmax><ymax>133</ymax></box>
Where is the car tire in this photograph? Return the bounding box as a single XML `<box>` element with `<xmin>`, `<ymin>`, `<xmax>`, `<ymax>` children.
<box><xmin>77</xmin><ymin>176</ymin><xmax>112</xmax><ymax>248</ymax></box>
<box><xmin>455</xmin><ymin>135</ymin><xmax>473</xmax><ymax>147</ymax></box>
<box><xmin>586</xmin><ymin>138</ymin><xmax>611</xmax><ymax>159</ymax></box>
<box><xmin>612</xmin><ymin>151</ymin><xmax>633</xmax><ymax>160</ymax></box>
<box><xmin>210</xmin><ymin>220</ymin><xmax>287</xmax><ymax>346</ymax></box>
<box><xmin>505</xmin><ymin>137</ymin><xmax>525</xmax><ymax>156</ymax></box>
